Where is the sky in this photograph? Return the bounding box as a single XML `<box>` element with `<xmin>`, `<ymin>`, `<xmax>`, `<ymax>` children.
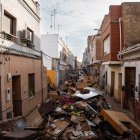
<box><xmin>39</xmin><ymin>0</ymin><xmax>140</xmax><ymax>61</ymax></box>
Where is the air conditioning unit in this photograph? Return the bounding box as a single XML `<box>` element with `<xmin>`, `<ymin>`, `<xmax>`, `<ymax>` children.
<box><xmin>20</xmin><ymin>29</ymin><xmax>30</xmax><ymax>41</ymax></box>
<box><xmin>7</xmin><ymin>73</ymin><xmax>12</xmax><ymax>82</ymax></box>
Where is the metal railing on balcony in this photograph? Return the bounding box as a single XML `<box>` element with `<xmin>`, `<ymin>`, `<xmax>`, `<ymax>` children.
<box><xmin>0</xmin><ymin>31</ymin><xmax>18</xmax><ymax>43</ymax></box>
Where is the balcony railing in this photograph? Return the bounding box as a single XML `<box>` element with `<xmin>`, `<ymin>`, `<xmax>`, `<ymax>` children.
<box><xmin>0</xmin><ymin>31</ymin><xmax>18</xmax><ymax>43</ymax></box>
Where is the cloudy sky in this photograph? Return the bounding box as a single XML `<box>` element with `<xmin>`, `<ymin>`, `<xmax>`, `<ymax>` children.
<box><xmin>39</xmin><ymin>0</ymin><xmax>140</xmax><ymax>61</ymax></box>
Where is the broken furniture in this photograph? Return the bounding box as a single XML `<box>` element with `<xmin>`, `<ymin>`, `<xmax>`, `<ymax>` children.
<box><xmin>38</xmin><ymin>99</ymin><xmax>55</xmax><ymax>122</ymax></box>
<box><xmin>0</xmin><ymin>116</ymin><xmax>41</xmax><ymax>140</ymax></box>
<box><xmin>47</xmin><ymin>119</ymin><xmax>70</xmax><ymax>139</ymax></box>
<box><xmin>100</xmin><ymin>109</ymin><xmax>140</xmax><ymax>136</ymax></box>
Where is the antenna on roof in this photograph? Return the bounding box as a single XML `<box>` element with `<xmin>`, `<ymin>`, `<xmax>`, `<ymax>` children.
<box><xmin>53</xmin><ymin>9</ymin><xmax>56</xmax><ymax>33</ymax></box>
<box><xmin>50</xmin><ymin>13</ymin><xmax>53</xmax><ymax>34</ymax></box>
<box><xmin>58</xmin><ymin>24</ymin><xmax>61</xmax><ymax>34</ymax></box>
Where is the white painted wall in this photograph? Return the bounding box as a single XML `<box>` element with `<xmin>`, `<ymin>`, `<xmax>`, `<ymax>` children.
<box><xmin>41</xmin><ymin>34</ymin><xmax>59</xmax><ymax>58</ymax></box>
<box><xmin>41</xmin><ymin>34</ymin><xmax>59</xmax><ymax>69</ymax></box>
<box><xmin>1</xmin><ymin>0</ymin><xmax>40</xmax><ymax>51</ymax></box>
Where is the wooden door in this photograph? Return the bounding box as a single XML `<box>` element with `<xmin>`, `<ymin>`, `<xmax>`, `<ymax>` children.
<box><xmin>118</xmin><ymin>73</ymin><xmax>122</xmax><ymax>103</ymax></box>
<box><xmin>125</xmin><ymin>67</ymin><xmax>136</xmax><ymax>111</ymax></box>
<box><xmin>111</xmin><ymin>71</ymin><xmax>115</xmax><ymax>96</ymax></box>
<box><xmin>12</xmin><ymin>75</ymin><xmax>22</xmax><ymax>117</ymax></box>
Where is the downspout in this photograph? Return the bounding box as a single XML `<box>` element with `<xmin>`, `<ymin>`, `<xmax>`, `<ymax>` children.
<box><xmin>41</xmin><ymin>51</ymin><xmax>44</xmax><ymax>103</ymax></box>
<box><xmin>119</xmin><ymin>17</ymin><xmax>122</xmax><ymax>52</ymax></box>
<box><xmin>118</xmin><ymin>17</ymin><xmax>122</xmax><ymax>60</ymax></box>
<box><xmin>118</xmin><ymin>17</ymin><xmax>123</xmax><ymax>107</ymax></box>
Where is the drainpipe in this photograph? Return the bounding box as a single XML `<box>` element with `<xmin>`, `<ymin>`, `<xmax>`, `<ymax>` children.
<box><xmin>118</xmin><ymin>17</ymin><xmax>123</xmax><ymax>106</ymax></box>
<box><xmin>117</xmin><ymin>17</ymin><xmax>122</xmax><ymax>60</ymax></box>
<box><xmin>119</xmin><ymin>17</ymin><xmax>122</xmax><ymax>52</ymax></box>
<box><xmin>41</xmin><ymin>51</ymin><xmax>44</xmax><ymax>103</ymax></box>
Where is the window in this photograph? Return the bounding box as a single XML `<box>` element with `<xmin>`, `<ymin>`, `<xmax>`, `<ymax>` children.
<box><xmin>28</xmin><ymin>74</ymin><xmax>35</xmax><ymax>97</ymax></box>
<box><xmin>3</xmin><ymin>11</ymin><xmax>16</xmax><ymax>35</ymax></box>
<box><xmin>103</xmin><ymin>35</ymin><xmax>110</xmax><ymax>54</ymax></box>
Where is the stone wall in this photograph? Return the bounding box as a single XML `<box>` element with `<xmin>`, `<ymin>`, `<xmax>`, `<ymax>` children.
<box><xmin>122</xmin><ymin>2</ymin><xmax>140</xmax><ymax>48</ymax></box>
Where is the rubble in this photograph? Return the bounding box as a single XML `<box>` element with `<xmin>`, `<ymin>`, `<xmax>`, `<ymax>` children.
<box><xmin>0</xmin><ymin>75</ymin><xmax>140</xmax><ymax>140</ymax></box>
<box><xmin>100</xmin><ymin>109</ymin><xmax>140</xmax><ymax>136</ymax></box>
<box><xmin>37</xmin><ymin>76</ymin><xmax>140</xmax><ymax>140</ymax></box>
<box><xmin>0</xmin><ymin>116</ymin><xmax>44</xmax><ymax>140</ymax></box>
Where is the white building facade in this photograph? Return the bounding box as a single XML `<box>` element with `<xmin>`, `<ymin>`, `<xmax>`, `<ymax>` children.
<box><xmin>41</xmin><ymin>34</ymin><xmax>75</xmax><ymax>86</ymax></box>
<box><xmin>0</xmin><ymin>0</ymin><xmax>47</xmax><ymax>122</ymax></box>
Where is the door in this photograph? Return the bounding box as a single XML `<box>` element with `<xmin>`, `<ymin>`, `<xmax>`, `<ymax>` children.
<box><xmin>118</xmin><ymin>73</ymin><xmax>122</xmax><ymax>103</ymax></box>
<box><xmin>111</xmin><ymin>71</ymin><xmax>115</xmax><ymax>96</ymax></box>
<box><xmin>12</xmin><ymin>75</ymin><xmax>22</xmax><ymax>117</ymax></box>
<box><xmin>125</xmin><ymin>67</ymin><xmax>136</xmax><ymax>111</ymax></box>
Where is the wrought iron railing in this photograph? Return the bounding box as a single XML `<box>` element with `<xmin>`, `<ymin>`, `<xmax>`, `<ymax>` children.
<box><xmin>0</xmin><ymin>31</ymin><xmax>18</xmax><ymax>43</ymax></box>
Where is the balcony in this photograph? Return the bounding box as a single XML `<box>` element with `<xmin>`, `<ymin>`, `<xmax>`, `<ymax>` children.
<box><xmin>0</xmin><ymin>31</ymin><xmax>18</xmax><ymax>43</ymax></box>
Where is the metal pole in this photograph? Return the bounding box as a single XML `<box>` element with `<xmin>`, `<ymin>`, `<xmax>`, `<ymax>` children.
<box><xmin>54</xmin><ymin>9</ymin><xmax>56</xmax><ymax>33</ymax></box>
<box><xmin>58</xmin><ymin>24</ymin><xmax>61</xmax><ymax>34</ymax></box>
<box><xmin>41</xmin><ymin>51</ymin><xmax>44</xmax><ymax>102</ymax></box>
<box><xmin>50</xmin><ymin>14</ymin><xmax>53</xmax><ymax>34</ymax></box>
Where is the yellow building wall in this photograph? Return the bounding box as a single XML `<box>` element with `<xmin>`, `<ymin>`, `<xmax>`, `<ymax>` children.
<box><xmin>108</xmin><ymin>66</ymin><xmax>124</xmax><ymax>103</ymax></box>
<box><xmin>47</xmin><ymin>70</ymin><xmax>56</xmax><ymax>87</ymax></box>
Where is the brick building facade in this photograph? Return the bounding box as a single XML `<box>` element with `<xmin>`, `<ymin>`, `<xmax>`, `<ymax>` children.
<box><xmin>100</xmin><ymin>2</ymin><xmax>140</xmax><ymax>116</ymax></box>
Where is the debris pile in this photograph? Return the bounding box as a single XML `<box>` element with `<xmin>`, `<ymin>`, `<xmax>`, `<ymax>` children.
<box><xmin>38</xmin><ymin>77</ymin><xmax>140</xmax><ymax>140</ymax></box>
<box><xmin>0</xmin><ymin>75</ymin><xmax>140</xmax><ymax>140</ymax></box>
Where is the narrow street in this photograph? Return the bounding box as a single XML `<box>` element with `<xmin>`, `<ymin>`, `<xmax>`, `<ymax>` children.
<box><xmin>35</xmin><ymin>72</ymin><xmax>140</xmax><ymax>140</ymax></box>
<box><xmin>0</xmin><ymin>0</ymin><xmax>140</xmax><ymax>140</ymax></box>
<box><xmin>1</xmin><ymin>72</ymin><xmax>139</xmax><ymax>140</ymax></box>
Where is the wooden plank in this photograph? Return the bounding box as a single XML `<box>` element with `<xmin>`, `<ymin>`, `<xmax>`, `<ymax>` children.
<box><xmin>100</xmin><ymin>109</ymin><xmax>140</xmax><ymax>136</ymax></box>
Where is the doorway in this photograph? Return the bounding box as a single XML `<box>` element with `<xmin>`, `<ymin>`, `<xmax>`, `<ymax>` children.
<box><xmin>124</xmin><ymin>67</ymin><xmax>136</xmax><ymax>111</ymax></box>
<box><xmin>111</xmin><ymin>71</ymin><xmax>115</xmax><ymax>96</ymax></box>
<box><xmin>118</xmin><ymin>73</ymin><xmax>122</xmax><ymax>103</ymax></box>
<box><xmin>12</xmin><ymin>75</ymin><xmax>22</xmax><ymax>117</ymax></box>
